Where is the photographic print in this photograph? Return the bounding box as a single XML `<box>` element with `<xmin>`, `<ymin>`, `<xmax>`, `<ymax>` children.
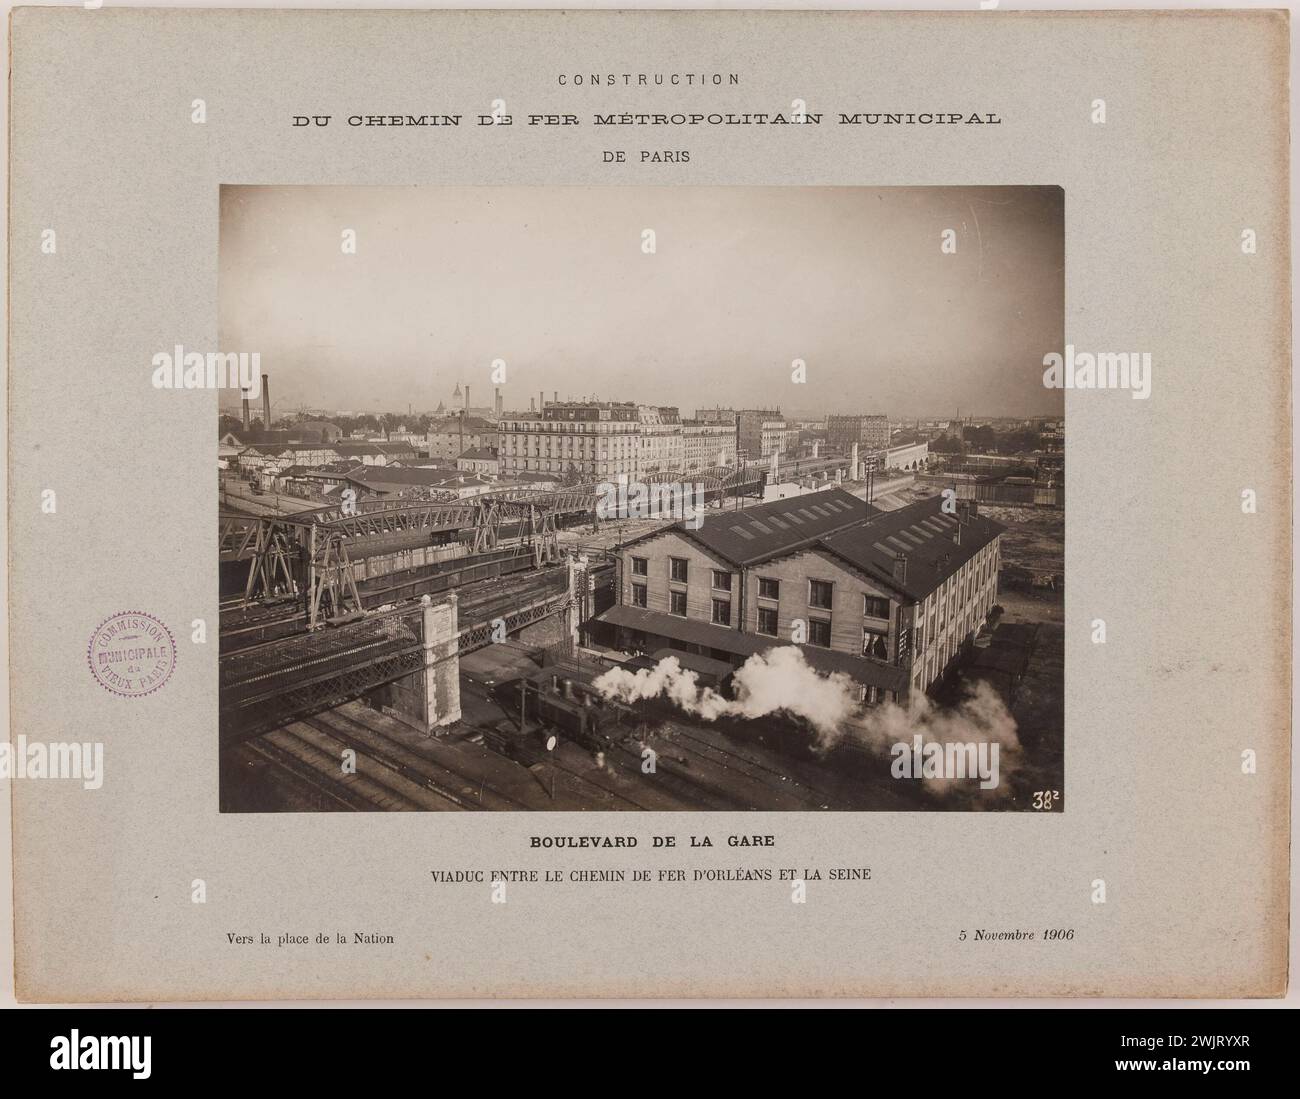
<box><xmin>216</xmin><ymin>184</ymin><xmax>1065</xmax><ymax>813</ymax></box>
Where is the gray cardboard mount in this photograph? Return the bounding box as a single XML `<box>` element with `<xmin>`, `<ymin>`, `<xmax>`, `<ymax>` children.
<box><xmin>6</xmin><ymin>8</ymin><xmax>1291</xmax><ymax>999</ymax></box>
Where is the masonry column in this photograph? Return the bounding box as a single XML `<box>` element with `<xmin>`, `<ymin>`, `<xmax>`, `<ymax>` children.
<box><xmin>423</xmin><ymin>593</ymin><xmax>461</xmax><ymax>728</ymax></box>
<box><xmin>566</xmin><ymin>554</ymin><xmax>588</xmax><ymax>646</ymax></box>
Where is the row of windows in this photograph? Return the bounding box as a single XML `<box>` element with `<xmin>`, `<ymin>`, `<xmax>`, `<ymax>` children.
<box><xmin>503</xmin><ymin>458</ymin><xmax>632</xmax><ymax>473</ymax></box>
<box><xmin>501</xmin><ymin>422</ymin><xmax>637</xmax><ymax>433</ymax></box>
<box><xmin>641</xmin><ymin>556</ymin><xmax>891</xmax><ymax>619</ymax></box>
<box><xmin>502</xmin><ymin>442</ymin><xmax>634</xmax><ymax>456</ymax></box>
<box><xmin>913</xmin><ymin>548</ymin><xmax>1000</xmax><ymax>690</ymax></box>
<box><xmin>639</xmin><ymin>579</ymin><xmax>852</xmax><ymax>648</ymax></box>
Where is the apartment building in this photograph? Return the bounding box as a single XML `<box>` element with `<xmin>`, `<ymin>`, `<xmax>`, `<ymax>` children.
<box><xmin>681</xmin><ymin>420</ymin><xmax>738</xmax><ymax>470</ymax></box>
<box><xmin>637</xmin><ymin>406</ymin><xmax>685</xmax><ymax>475</ymax></box>
<box><xmin>826</xmin><ymin>413</ymin><xmax>891</xmax><ymax>455</ymax></box>
<box><xmin>498</xmin><ymin>400</ymin><xmax>641</xmax><ymax>480</ymax></box>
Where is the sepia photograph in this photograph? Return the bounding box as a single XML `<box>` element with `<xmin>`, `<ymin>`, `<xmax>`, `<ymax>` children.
<box><xmin>217</xmin><ymin>184</ymin><xmax>1065</xmax><ymax>813</ymax></box>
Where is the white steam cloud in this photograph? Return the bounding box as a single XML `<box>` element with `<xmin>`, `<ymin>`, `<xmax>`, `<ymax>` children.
<box><xmin>592</xmin><ymin>647</ymin><xmax>1021</xmax><ymax>794</ymax></box>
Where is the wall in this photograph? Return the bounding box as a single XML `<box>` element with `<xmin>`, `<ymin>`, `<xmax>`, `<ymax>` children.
<box><xmin>620</xmin><ymin>531</ymin><xmax>738</xmax><ymax>628</ymax></box>
<box><xmin>743</xmin><ymin>548</ymin><xmax>897</xmax><ymax>658</ymax></box>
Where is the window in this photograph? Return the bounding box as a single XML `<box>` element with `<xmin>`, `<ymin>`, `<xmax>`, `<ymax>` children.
<box><xmin>670</xmin><ymin>590</ymin><xmax>688</xmax><ymax>617</ymax></box>
<box><xmin>670</xmin><ymin>557</ymin><xmax>688</xmax><ymax>583</ymax></box>
<box><xmin>712</xmin><ymin>570</ymin><xmax>732</xmax><ymax>592</ymax></box>
<box><xmin>758</xmin><ymin>577</ymin><xmax>780</xmax><ymax>600</ymax></box>
<box><xmin>631</xmin><ymin>556</ymin><xmax>648</xmax><ymax>577</ymax></box>
<box><xmin>757</xmin><ymin>607</ymin><xmax>779</xmax><ymax>636</ymax></box>
<box><xmin>809</xmin><ymin>580</ymin><xmax>834</xmax><ymax>609</ymax></box>
<box><xmin>712</xmin><ymin>599</ymin><xmax>731</xmax><ymax>626</ymax></box>
<box><xmin>808</xmin><ymin>618</ymin><xmax>832</xmax><ymax>648</ymax></box>
<box><xmin>863</xmin><ymin>594</ymin><xmax>890</xmax><ymax>619</ymax></box>
<box><xmin>631</xmin><ymin>584</ymin><xmax>647</xmax><ymax>608</ymax></box>
<box><xmin>863</xmin><ymin>629</ymin><xmax>888</xmax><ymax>661</ymax></box>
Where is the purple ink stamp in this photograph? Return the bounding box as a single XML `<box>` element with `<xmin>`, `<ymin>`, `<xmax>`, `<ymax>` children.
<box><xmin>87</xmin><ymin>611</ymin><xmax>176</xmax><ymax>697</ymax></box>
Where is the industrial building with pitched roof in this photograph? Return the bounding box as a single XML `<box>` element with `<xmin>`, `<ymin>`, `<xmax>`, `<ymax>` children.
<box><xmin>597</xmin><ymin>488</ymin><xmax>1003</xmax><ymax>703</ymax></box>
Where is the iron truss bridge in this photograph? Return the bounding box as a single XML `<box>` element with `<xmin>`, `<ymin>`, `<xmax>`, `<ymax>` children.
<box><xmin>220</xmin><ymin>495</ymin><xmax>562</xmax><ymax>628</ymax></box>
<box><xmin>219</xmin><ymin>566</ymin><xmax>577</xmax><ymax>745</ymax></box>
<box><xmin>220</xmin><ymin>462</ymin><xmax>769</xmax><ymax>629</ymax></box>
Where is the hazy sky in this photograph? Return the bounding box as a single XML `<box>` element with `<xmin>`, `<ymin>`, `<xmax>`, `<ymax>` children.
<box><xmin>219</xmin><ymin>185</ymin><xmax>1064</xmax><ymax>419</ymax></box>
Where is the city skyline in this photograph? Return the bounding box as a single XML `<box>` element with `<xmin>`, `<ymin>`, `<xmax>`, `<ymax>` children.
<box><xmin>219</xmin><ymin>185</ymin><xmax>1065</xmax><ymax>419</ymax></box>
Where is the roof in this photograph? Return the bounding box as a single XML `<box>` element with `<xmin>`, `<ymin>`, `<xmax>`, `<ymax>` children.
<box><xmin>651</xmin><ymin>648</ymin><xmax>735</xmax><ymax>680</ymax></box>
<box><xmin>347</xmin><ymin>467</ymin><xmax>467</xmax><ymax>488</ymax></box>
<box><xmin>458</xmin><ymin>446</ymin><xmax>498</xmax><ymax>461</ymax></box>
<box><xmin>598</xmin><ymin>605</ymin><xmax>907</xmax><ymax>692</ymax></box>
<box><xmin>429</xmin><ymin>416</ymin><xmax>496</xmax><ymax>433</ymax></box>
<box><xmin>626</xmin><ymin>487</ymin><xmax>876</xmax><ymax>567</ymax></box>
<box><xmin>817</xmin><ymin>496</ymin><xmax>1004</xmax><ymax>601</ymax></box>
<box><xmin>332</xmin><ymin>443</ymin><xmax>388</xmax><ymax>456</ymax></box>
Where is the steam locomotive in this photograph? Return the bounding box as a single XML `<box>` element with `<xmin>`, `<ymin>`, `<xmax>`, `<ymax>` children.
<box><xmin>486</xmin><ymin>655</ymin><xmax>636</xmax><ymax>757</ymax></box>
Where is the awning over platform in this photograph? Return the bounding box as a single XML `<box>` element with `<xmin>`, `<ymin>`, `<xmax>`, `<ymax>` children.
<box><xmin>598</xmin><ymin>605</ymin><xmax>907</xmax><ymax>693</ymax></box>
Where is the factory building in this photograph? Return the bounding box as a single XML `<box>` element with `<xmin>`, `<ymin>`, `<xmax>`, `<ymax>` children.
<box><xmin>599</xmin><ymin>488</ymin><xmax>1002</xmax><ymax>704</ymax></box>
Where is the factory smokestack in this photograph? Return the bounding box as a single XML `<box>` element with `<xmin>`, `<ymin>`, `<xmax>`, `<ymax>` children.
<box><xmin>261</xmin><ymin>375</ymin><xmax>270</xmax><ymax>434</ymax></box>
<box><xmin>494</xmin><ymin>387</ymin><xmax>502</xmax><ymax>420</ymax></box>
<box><xmin>530</xmin><ymin>397</ymin><xmax>536</xmax><ymax>412</ymax></box>
<box><xmin>241</xmin><ymin>392</ymin><xmax>251</xmax><ymax>433</ymax></box>
<box><xmin>539</xmin><ymin>390</ymin><xmax>545</xmax><ymax>414</ymax></box>
<box><xmin>464</xmin><ymin>384</ymin><xmax>470</xmax><ymax>414</ymax></box>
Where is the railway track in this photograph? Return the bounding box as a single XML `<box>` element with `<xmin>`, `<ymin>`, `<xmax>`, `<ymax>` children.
<box><xmin>660</xmin><ymin>724</ymin><xmax>828</xmax><ymax>809</ymax></box>
<box><xmin>301</xmin><ymin>709</ymin><xmax>526</xmax><ymax>810</ymax></box>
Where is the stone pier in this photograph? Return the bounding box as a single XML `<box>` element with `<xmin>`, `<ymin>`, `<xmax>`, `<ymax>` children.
<box><xmin>383</xmin><ymin>594</ymin><xmax>461</xmax><ymax>733</ymax></box>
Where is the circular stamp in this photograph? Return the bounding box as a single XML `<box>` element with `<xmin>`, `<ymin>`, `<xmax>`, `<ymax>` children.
<box><xmin>87</xmin><ymin>611</ymin><xmax>176</xmax><ymax>698</ymax></box>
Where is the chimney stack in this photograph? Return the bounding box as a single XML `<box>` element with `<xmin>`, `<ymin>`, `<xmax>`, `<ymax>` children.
<box><xmin>241</xmin><ymin>392</ymin><xmax>251</xmax><ymax>433</ymax></box>
<box><xmin>892</xmin><ymin>552</ymin><xmax>908</xmax><ymax>584</ymax></box>
<box><xmin>464</xmin><ymin>384</ymin><xmax>470</xmax><ymax>414</ymax></box>
<box><xmin>261</xmin><ymin>374</ymin><xmax>270</xmax><ymax>433</ymax></box>
<box><xmin>530</xmin><ymin>397</ymin><xmax>536</xmax><ymax>412</ymax></box>
<box><xmin>539</xmin><ymin>390</ymin><xmax>545</xmax><ymax>414</ymax></box>
<box><xmin>494</xmin><ymin>387</ymin><xmax>502</xmax><ymax>420</ymax></box>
